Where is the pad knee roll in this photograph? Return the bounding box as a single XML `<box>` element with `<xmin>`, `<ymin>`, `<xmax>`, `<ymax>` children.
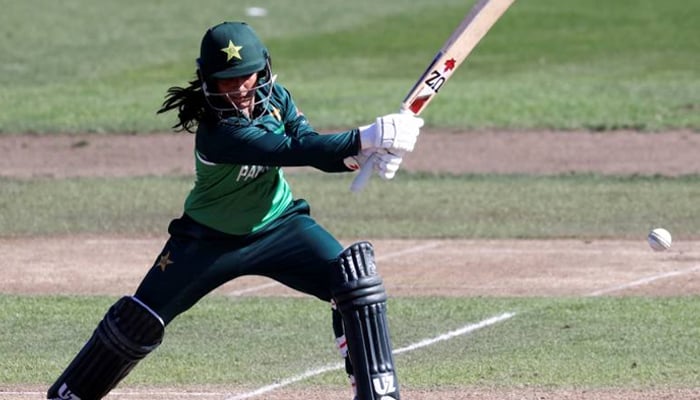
<box><xmin>331</xmin><ymin>241</ymin><xmax>400</xmax><ymax>400</ymax></box>
<box><xmin>47</xmin><ymin>296</ymin><xmax>164</xmax><ymax>400</ymax></box>
<box><xmin>333</xmin><ymin>242</ymin><xmax>387</xmax><ymax>311</ymax></box>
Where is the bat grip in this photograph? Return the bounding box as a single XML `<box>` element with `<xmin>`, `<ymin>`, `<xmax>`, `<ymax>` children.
<box><xmin>350</xmin><ymin>153</ymin><xmax>377</xmax><ymax>192</ymax></box>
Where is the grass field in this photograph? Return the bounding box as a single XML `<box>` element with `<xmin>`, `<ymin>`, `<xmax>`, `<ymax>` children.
<box><xmin>2</xmin><ymin>296</ymin><xmax>698</xmax><ymax>388</ymax></box>
<box><xmin>2</xmin><ymin>173</ymin><xmax>700</xmax><ymax>238</ymax></box>
<box><xmin>1</xmin><ymin>0</ymin><xmax>699</xmax><ymax>398</ymax></box>
<box><xmin>0</xmin><ymin>0</ymin><xmax>698</xmax><ymax>132</ymax></box>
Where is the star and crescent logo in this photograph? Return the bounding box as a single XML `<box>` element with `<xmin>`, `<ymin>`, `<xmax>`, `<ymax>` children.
<box><xmin>221</xmin><ymin>40</ymin><xmax>243</xmax><ymax>61</ymax></box>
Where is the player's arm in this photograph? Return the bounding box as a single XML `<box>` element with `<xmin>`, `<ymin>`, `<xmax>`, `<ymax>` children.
<box><xmin>197</xmin><ymin>121</ymin><xmax>360</xmax><ymax>170</ymax></box>
<box><xmin>279</xmin><ymin>85</ymin><xmax>359</xmax><ymax>172</ymax></box>
<box><xmin>278</xmin><ymin>85</ymin><xmax>423</xmax><ymax>174</ymax></box>
<box><xmin>198</xmin><ymin>83</ymin><xmax>365</xmax><ymax>171</ymax></box>
<box><xmin>198</xmin><ymin>84</ymin><xmax>422</xmax><ymax>172</ymax></box>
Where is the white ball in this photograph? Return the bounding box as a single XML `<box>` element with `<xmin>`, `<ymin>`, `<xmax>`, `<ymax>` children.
<box><xmin>647</xmin><ymin>228</ymin><xmax>672</xmax><ymax>252</ymax></box>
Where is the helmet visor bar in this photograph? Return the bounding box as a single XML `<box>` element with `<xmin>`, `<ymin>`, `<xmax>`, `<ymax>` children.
<box><xmin>201</xmin><ymin>58</ymin><xmax>276</xmax><ymax>115</ymax></box>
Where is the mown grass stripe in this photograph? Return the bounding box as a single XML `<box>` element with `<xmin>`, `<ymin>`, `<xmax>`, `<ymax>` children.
<box><xmin>224</xmin><ymin>312</ymin><xmax>516</xmax><ymax>400</ymax></box>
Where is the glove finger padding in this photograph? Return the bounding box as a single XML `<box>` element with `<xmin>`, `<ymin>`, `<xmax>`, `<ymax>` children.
<box><xmin>376</xmin><ymin>152</ymin><xmax>403</xmax><ymax>180</ymax></box>
<box><xmin>359</xmin><ymin>113</ymin><xmax>424</xmax><ymax>153</ymax></box>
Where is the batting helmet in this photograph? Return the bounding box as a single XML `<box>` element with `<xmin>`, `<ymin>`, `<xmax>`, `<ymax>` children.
<box><xmin>197</xmin><ymin>21</ymin><xmax>276</xmax><ymax>116</ymax></box>
<box><xmin>198</xmin><ymin>21</ymin><xmax>270</xmax><ymax>80</ymax></box>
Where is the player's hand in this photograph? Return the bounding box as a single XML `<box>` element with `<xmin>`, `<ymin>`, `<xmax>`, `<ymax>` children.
<box><xmin>359</xmin><ymin>113</ymin><xmax>424</xmax><ymax>153</ymax></box>
<box><xmin>344</xmin><ymin>149</ymin><xmax>404</xmax><ymax>180</ymax></box>
<box><xmin>374</xmin><ymin>150</ymin><xmax>403</xmax><ymax>180</ymax></box>
<box><xmin>343</xmin><ymin>149</ymin><xmax>372</xmax><ymax>171</ymax></box>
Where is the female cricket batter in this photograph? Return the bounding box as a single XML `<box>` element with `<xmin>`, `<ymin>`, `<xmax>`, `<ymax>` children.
<box><xmin>48</xmin><ymin>21</ymin><xmax>422</xmax><ymax>400</ymax></box>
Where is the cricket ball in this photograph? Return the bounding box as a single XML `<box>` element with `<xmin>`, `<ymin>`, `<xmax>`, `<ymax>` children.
<box><xmin>647</xmin><ymin>228</ymin><xmax>672</xmax><ymax>252</ymax></box>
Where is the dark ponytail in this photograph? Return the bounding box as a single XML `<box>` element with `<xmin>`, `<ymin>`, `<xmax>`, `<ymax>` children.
<box><xmin>157</xmin><ymin>77</ymin><xmax>211</xmax><ymax>133</ymax></box>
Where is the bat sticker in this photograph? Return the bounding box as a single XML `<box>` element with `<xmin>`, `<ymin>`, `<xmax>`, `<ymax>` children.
<box><xmin>425</xmin><ymin>70</ymin><xmax>446</xmax><ymax>92</ymax></box>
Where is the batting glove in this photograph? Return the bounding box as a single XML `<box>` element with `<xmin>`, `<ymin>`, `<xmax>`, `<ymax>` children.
<box><xmin>374</xmin><ymin>150</ymin><xmax>404</xmax><ymax>180</ymax></box>
<box><xmin>359</xmin><ymin>113</ymin><xmax>424</xmax><ymax>153</ymax></box>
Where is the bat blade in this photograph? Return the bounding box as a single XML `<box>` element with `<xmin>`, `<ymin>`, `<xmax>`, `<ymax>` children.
<box><xmin>402</xmin><ymin>0</ymin><xmax>516</xmax><ymax>116</ymax></box>
<box><xmin>350</xmin><ymin>0</ymin><xmax>516</xmax><ymax>192</ymax></box>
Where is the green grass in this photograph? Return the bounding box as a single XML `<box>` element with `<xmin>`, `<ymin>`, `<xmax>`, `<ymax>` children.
<box><xmin>2</xmin><ymin>173</ymin><xmax>700</xmax><ymax>238</ymax></box>
<box><xmin>1</xmin><ymin>0</ymin><xmax>697</xmax><ymax>393</ymax></box>
<box><xmin>1</xmin><ymin>295</ymin><xmax>697</xmax><ymax>387</ymax></box>
<box><xmin>0</xmin><ymin>0</ymin><xmax>698</xmax><ymax>132</ymax></box>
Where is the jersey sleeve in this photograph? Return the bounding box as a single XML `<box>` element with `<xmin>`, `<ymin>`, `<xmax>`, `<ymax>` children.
<box><xmin>197</xmin><ymin>84</ymin><xmax>361</xmax><ymax>172</ymax></box>
<box><xmin>279</xmin><ymin>85</ymin><xmax>360</xmax><ymax>172</ymax></box>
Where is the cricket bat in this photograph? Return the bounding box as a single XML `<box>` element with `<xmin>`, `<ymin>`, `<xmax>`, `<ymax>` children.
<box><xmin>350</xmin><ymin>0</ymin><xmax>516</xmax><ymax>192</ymax></box>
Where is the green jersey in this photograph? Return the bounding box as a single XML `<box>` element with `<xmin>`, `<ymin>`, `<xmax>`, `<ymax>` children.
<box><xmin>184</xmin><ymin>82</ymin><xmax>360</xmax><ymax>235</ymax></box>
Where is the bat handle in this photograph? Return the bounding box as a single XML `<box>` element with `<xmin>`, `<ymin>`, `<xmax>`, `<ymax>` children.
<box><xmin>350</xmin><ymin>153</ymin><xmax>377</xmax><ymax>192</ymax></box>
